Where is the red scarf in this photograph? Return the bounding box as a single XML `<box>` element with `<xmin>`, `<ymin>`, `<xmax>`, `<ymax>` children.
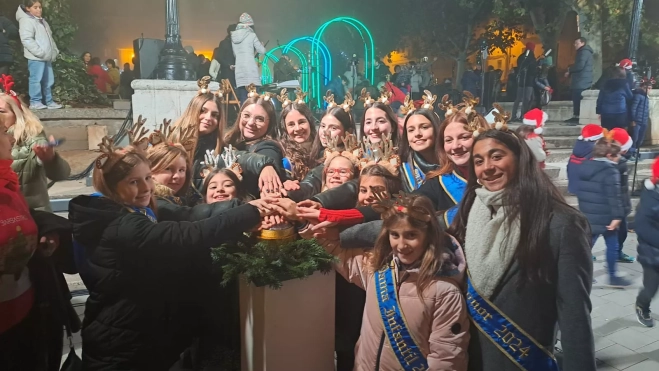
<box><xmin>0</xmin><ymin>159</ymin><xmax>19</xmax><ymax>192</ymax></box>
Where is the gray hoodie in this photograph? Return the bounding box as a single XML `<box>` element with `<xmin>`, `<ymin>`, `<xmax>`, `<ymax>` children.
<box><xmin>231</xmin><ymin>27</ymin><xmax>265</xmax><ymax>87</ymax></box>
<box><xmin>16</xmin><ymin>5</ymin><xmax>59</xmax><ymax>62</ymax></box>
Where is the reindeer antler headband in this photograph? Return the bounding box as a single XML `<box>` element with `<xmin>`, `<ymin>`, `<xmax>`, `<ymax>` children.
<box><xmin>197</xmin><ymin>76</ymin><xmax>212</xmax><ymax>95</ymax></box>
<box><xmin>95</xmin><ymin>116</ymin><xmax>150</xmax><ymax>171</ymax></box>
<box><xmin>399</xmin><ymin>94</ymin><xmax>416</xmax><ymax>115</ymax></box>
<box><xmin>246</xmin><ymin>83</ymin><xmax>274</xmax><ymax>103</ymax></box>
<box><xmin>0</xmin><ymin>74</ymin><xmax>23</xmax><ymax>111</ymax></box>
<box><xmin>370</xmin><ymin>189</ymin><xmax>432</xmax><ymax>223</ymax></box>
<box><xmin>359</xmin><ymin>133</ymin><xmax>401</xmax><ymax>176</ymax></box>
<box><xmin>471</xmin><ymin>103</ymin><xmax>513</xmax><ymax>138</ymax></box>
<box><xmin>323</xmin><ymin>132</ymin><xmax>363</xmax><ymax>168</ymax></box>
<box><xmin>201</xmin><ymin>145</ymin><xmax>243</xmax><ymax>181</ymax></box>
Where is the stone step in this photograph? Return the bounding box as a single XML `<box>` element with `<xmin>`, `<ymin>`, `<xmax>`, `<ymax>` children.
<box><xmin>35</xmin><ymin>108</ymin><xmax>129</xmax><ymax>151</ymax></box>
<box><xmin>509</xmin><ymin>122</ymin><xmax>583</xmax><ymax>137</ymax></box>
<box><xmin>544</xmin><ymin>136</ymin><xmax>580</xmax><ymax>149</ymax></box>
<box><xmin>498</xmin><ymin>101</ymin><xmax>574</xmax><ymax>121</ymax></box>
<box><xmin>112</xmin><ymin>100</ymin><xmax>131</xmax><ymax>110</ymax></box>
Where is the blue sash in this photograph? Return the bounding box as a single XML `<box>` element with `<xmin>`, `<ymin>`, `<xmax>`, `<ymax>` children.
<box><xmin>466</xmin><ymin>276</ymin><xmax>559</xmax><ymax>371</ymax></box>
<box><xmin>126</xmin><ymin>206</ymin><xmax>157</xmax><ymax>223</ymax></box>
<box><xmin>402</xmin><ymin>161</ymin><xmax>426</xmax><ymax>191</ymax></box>
<box><xmin>438</xmin><ymin>172</ymin><xmax>467</xmax><ymax>205</ymax></box>
<box><xmin>375</xmin><ymin>263</ymin><xmax>429</xmax><ymax>371</ymax></box>
<box><xmin>443</xmin><ymin>205</ymin><xmax>459</xmax><ymax>228</ymax></box>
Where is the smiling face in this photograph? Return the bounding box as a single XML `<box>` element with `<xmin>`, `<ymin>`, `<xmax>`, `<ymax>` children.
<box><xmin>388</xmin><ymin>219</ymin><xmax>427</xmax><ymax>265</ymax></box>
<box><xmin>0</xmin><ymin>124</ymin><xmax>16</xmax><ymax>160</ymax></box>
<box><xmin>199</xmin><ymin>100</ymin><xmax>220</xmax><ymax>135</ymax></box>
<box><xmin>0</xmin><ymin>97</ymin><xmax>17</xmax><ymax>129</ymax></box>
<box><xmin>151</xmin><ymin>155</ymin><xmax>187</xmax><ymax>194</ymax></box>
<box><xmin>443</xmin><ymin>121</ymin><xmax>474</xmax><ymax>167</ymax></box>
<box><xmin>240</xmin><ymin>103</ymin><xmax>270</xmax><ymax>141</ymax></box>
<box><xmin>358</xmin><ymin>175</ymin><xmax>387</xmax><ymax>206</ymax></box>
<box><xmin>319</xmin><ymin>114</ymin><xmax>346</xmax><ymax>147</ymax></box>
<box><xmin>325</xmin><ymin>156</ymin><xmax>354</xmax><ymax>189</ymax></box>
<box><xmin>472</xmin><ymin>138</ymin><xmax>517</xmax><ymax>192</ymax></box>
<box><xmin>115</xmin><ymin>162</ymin><xmax>155</xmax><ymax>208</ymax></box>
<box><xmin>206</xmin><ymin>172</ymin><xmax>238</xmax><ymax>203</ymax></box>
<box><xmin>363</xmin><ymin>107</ymin><xmax>392</xmax><ymax>143</ymax></box>
<box><xmin>284</xmin><ymin>109</ymin><xmax>311</xmax><ymax>143</ymax></box>
<box><xmin>406</xmin><ymin>114</ymin><xmax>435</xmax><ymax>154</ymax></box>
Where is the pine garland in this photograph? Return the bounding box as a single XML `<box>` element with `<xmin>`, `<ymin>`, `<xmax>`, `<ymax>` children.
<box><xmin>211</xmin><ymin>237</ymin><xmax>338</xmax><ymax>290</ymax></box>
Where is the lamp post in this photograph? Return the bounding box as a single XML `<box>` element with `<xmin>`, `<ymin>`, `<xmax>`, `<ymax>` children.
<box><xmin>155</xmin><ymin>0</ymin><xmax>195</xmax><ymax>80</ymax></box>
<box><xmin>627</xmin><ymin>0</ymin><xmax>644</xmax><ymax>85</ymax></box>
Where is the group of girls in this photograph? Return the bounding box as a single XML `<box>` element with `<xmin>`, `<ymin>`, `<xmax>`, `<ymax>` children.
<box><xmin>43</xmin><ymin>73</ymin><xmax>597</xmax><ymax>371</ymax></box>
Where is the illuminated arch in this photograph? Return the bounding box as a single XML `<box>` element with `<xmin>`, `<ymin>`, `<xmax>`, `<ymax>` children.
<box><xmin>283</xmin><ymin>37</ymin><xmax>332</xmax><ymax>107</ymax></box>
<box><xmin>313</xmin><ymin>17</ymin><xmax>376</xmax><ymax>107</ymax></box>
<box><xmin>261</xmin><ymin>46</ymin><xmax>308</xmax><ymax>94</ymax></box>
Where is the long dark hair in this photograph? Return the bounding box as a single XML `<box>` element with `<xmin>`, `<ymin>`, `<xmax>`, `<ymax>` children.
<box><xmin>223</xmin><ymin>96</ymin><xmax>278</xmax><ymax>148</ymax></box>
<box><xmin>278</xmin><ymin>103</ymin><xmax>319</xmax><ymax>179</ymax></box>
<box><xmin>360</xmin><ymin>102</ymin><xmax>399</xmax><ymax>145</ymax></box>
<box><xmin>201</xmin><ymin>168</ymin><xmax>251</xmax><ymax>201</ymax></box>
<box><xmin>448</xmin><ymin>129</ymin><xmax>578</xmax><ymax>285</ymax></box>
<box><xmin>310</xmin><ymin>106</ymin><xmax>356</xmax><ymax>159</ymax></box>
<box><xmin>399</xmin><ymin>109</ymin><xmax>441</xmax><ymax>164</ymax></box>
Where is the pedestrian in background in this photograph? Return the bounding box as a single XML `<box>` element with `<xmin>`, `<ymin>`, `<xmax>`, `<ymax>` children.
<box><xmin>16</xmin><ymin>1</ymin><xmax>61</xmax><ymax>110</ymax></box>
<box><xmin>231</xmin><ymin>13</ymin><xmax>265</xmax><ymax>104</ymax></box>
<box><xmin>596</xmin><ymin>67</ymin><xmax>632</xmax><ymax>130</ymax></box>
<box><xmin>564</xmin><ymin>37</ymin><xmax>594</xmax><ymax>125</ymax></box>
<box><xmin>0</xmin><ymin>13</ymin><xmax>19</xmax><ymax>75</ymax></box>
<box><xmin>635</xmin><ymin>157</ymin><xmax>659</xmax><ymax>328</ymax></box>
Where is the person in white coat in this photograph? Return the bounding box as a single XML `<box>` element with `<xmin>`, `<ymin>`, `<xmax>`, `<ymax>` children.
<box><xmin>231</xmin><ymin>13</ymin><xmax>265</xmax><ymax>104</ymax></box>
<box><xmin>16</xmin><ymin>1</ymin><xmax>61</xmax><ymax>110</ymax></box>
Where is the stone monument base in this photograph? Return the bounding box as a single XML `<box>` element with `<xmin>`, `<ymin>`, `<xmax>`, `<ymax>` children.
<box><xmin>131</xmin><ymin>79</ymin><xmax>220</xmax><ymax>131</ymax></box>
<box><xmin>239</xmin><ymin>271</ymin><xmax>336</xmax><ymax>371</ymax></box>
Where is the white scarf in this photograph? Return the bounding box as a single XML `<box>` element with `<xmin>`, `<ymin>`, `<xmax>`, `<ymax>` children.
<box><xmin>464</xmin><ymin>188</ymin><xmax>520</xmax><ymax>298</ymax></box>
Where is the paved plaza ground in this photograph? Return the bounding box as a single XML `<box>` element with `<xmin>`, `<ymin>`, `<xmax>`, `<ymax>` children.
<box><xmin>58</xmin><ymin>230</ymin><xmax>659</xmax><ymax>370</ymax></box>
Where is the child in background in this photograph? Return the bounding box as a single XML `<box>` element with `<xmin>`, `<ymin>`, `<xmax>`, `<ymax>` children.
<box><xmin>596</xmin><ymin>67</ymin><xmax>632</xmax><ymax>130</ymax></box>
<box><xmin>300</xmin><ymin>194</ymin><xmax>469</xmax><ymax>370</ymax></box>
<box><xmin>635</xmin><ymin>157</ymin><xmax>659</xmax><ymax>328</ymax></box>
<box><xmin>16</xmin><ymin>1</ymin><xmax>61</xmax><ymax>110</ymax></box>
<box><xmin>567</xmin><ymin>124</ymin><xmax>604</xmax><ymax>195</ymax></box>
<box><xmin>611</xmin><ymin>128</ymin><xmax>635</xmax><ymax>263</ymax></box>
<box><xmin>518</xmin><ymin>108</ymin><xmax>548</xmax><ymax>168</ymax></box>
<box><xmin>577</xmin><ymin>136</ymin><xmax>630</xmax><ymax>288</ymax></box>
<box><xmin>629</xmin><ymin>77</ymin><xmax>653</xmax><ymax>159</ymax></box>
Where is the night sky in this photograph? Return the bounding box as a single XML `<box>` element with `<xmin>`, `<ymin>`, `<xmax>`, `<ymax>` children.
<box><xmin>69</xmin><ymin>0</ymin><xmax>398</xmax><ymax>61</ymax></box>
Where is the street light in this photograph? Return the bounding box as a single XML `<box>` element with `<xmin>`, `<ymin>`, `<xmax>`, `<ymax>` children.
<box><xmin>155</xmin><ymin>0</ymin><xmax>195</xmax><ymax>80</ymax></box>
<box><xmin>627</xmin><ymin>0</ymin><xmax>644</xmax><ymax>85</ymax></box>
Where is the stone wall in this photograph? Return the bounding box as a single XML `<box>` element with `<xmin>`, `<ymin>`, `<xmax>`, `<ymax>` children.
<box><xmin>131</xmin><ymin>79</ymin><xmax>221</xmax><ymax>131</ymax></box>
<box><xmin>582</xmin><ymin>90</ymin><xmax>659</xmax><ymax>145</ymax></box>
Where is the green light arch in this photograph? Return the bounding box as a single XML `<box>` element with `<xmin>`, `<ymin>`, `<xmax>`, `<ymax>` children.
<box><xmin>283</xmin><ymin>37</ymin><xmax>331</xmax><ymax>108</ymax></box>
<box><xmin>312</xmin><ymin>17</ymin><xmax>376</xmax><ymax>107</ymax></box>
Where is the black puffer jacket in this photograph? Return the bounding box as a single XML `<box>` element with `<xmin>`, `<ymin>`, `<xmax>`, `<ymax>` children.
<box><xmin>288</xmin><ymin>164</ymin><xmax>324</xmax><ymax>202</ymax></box>
<box><xmin>617</xmin><ymin>157</ymin><xmax>632</xmax><ymax>217</ymax></box>
<box><xmin>0</xmin><ymin>16</ymin><xmax>18</xmax><ymax>64</ymax></box>
<box><xmin>636</xmin><ymin>180</ymin><xmax>659</xmax><ymax>268</ymax></box>
<box><xmin>192</xmin><ymin>133</ymin><xmax>278</xmax><ymax>199</ymax></box>
<box><xmin>240</xmin><ymin>139</ymin><xmax>285</xmax><ymax>197</ymax></box>
<box><xmin>69</xmin><ymin>195</ymin><xmax>260</xmax><ymax>371</ymax></box>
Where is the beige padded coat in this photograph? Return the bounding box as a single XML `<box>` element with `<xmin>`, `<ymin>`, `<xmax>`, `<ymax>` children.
<box><xmin>321</xmin><ymin>239</ymin><xmax>470</xmax><ymax>371</ymax></box>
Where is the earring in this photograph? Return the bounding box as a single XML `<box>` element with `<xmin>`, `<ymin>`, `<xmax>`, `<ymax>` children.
<box><xmin>476</xmin><ymin>179</ymin><xmax>482</xmax><ymax>186</ymax></box>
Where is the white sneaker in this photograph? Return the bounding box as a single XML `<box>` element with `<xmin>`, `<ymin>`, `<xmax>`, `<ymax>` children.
<box><xmin>47</xmin><ymin>102</ymin><xmax>62</xmax><ymax>109</ymax></box>
<box><xmin>30</xmin><ymin>103</ymin><xmax>47</xmax><ymax>110</ymax></box>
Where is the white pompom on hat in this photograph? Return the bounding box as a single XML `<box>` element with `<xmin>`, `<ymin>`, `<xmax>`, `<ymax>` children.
<box><xmin>578</xmin><ymin>124</ymin><xmax>604</xmax><ymax>141</ymax></box>
<box><xmin>646</xmin><ymin>157</ymin><xmax>659</xmax><ymax>190</ymax></box>
<box><xmin>522</xmin><ymin>108</ymin><xmax>548</xmax><ymax>135</ymax></box>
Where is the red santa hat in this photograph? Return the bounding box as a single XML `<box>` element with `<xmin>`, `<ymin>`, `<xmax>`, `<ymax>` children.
<box><xmin>578</xmin><ymin>124</ymin><xmax>603</xmax><ymax>141</ymax></box>
<box><xmin>611</xmin><ymin>128</ymin><xmax>633</xmax><ymax>152</ymax></box>
<box><xmin>618</xmin><ymin>58</ymin><xmax>633</xmax><ymax>70</ymax></box>
<box><xmin>522</xmin><ymin>108</ymin><xmax>548</xmax><ymax>135</ymax></box>
<box><xmin>645</xmin><ymin>157</ymin><xmax>659</xmax><ymax>190</ymax></box>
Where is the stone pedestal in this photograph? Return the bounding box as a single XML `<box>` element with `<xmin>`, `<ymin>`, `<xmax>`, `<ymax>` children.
<box><xmin>239</xmin><ymin>271</ymin><xmax>335</xmax><ymax>371</ymax></box>
<box><xmin>580</xmin><ymin>90</ymin><xmax>599</xmax><ymax>125</ymax></box>
<box><xmin>582</xmin><ymin>90</ymin><xmax>659</xmax><ymax>145</ymax></box>
<box><xmin>131</xmin><ymin>79</ymin><xmax>220</xmax><ymax>131</ymax></box>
